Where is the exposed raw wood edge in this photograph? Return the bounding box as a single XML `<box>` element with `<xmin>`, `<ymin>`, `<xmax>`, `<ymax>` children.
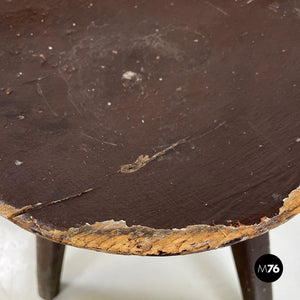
<box><xmin>1</xmin><ymin>186</ymin><xmax>300</xmax><ymax>256</ymax></box>
<box><xmin>7</xmin><ymin>203</ymin><xmax>42</xmax><ymax>219</ymax></box>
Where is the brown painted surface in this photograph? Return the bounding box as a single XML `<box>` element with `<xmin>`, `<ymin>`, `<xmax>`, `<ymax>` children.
<box><xmin>0</xmin><ymin>0</ymin><xmax>300</xmax><ymax>254</ymax></box>
<box><xmin>3</xmin><ymin>187</ymin><xmax>300</xmax><ymax>256</ymax></box>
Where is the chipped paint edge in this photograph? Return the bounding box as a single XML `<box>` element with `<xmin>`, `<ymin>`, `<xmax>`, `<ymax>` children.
<box><xmin>0</xmin><ymin>186</ymin><xmax>300</xmax><ymax>256</ymax></box>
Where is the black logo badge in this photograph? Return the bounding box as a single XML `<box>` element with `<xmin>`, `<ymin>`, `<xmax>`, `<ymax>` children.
<box><xmin>254</xmin><ymin>254</ymin><xmax>283</xmax><ymax>282</ymax></box>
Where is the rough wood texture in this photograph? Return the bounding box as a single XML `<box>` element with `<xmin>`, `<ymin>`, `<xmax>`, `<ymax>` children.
<box><xmin>0</xmin><ymin>0</ymin><xmax>300</xmax><ymax>255</ymax></box>
<box><xmin>232</xmin><ymin>233</ymin><xmax>272</xmax><ymax>300</ymax></box>
<box><xmin>1</xmin><ymin>187</ymin><xmax>299</xmax><ymax>256</ymax></box>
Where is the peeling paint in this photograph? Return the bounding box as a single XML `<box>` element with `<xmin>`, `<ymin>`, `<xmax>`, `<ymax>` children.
<box><xmin>122</xmin><ymin>71</ymin><xmax>142</xmax><ymax>81</ymax></box>
<box><xmin>1</xmin><ymin>186</ymin><xmax>299</xmax><ymax>256</ymax></box>
<box><xmin>14</xmin><ymin>160</ymin><xmax>23</xmax><ymax>166</ymax></box>
<box><xmin>119</xmin><ymin>136</ymin><xmax>189</xmax><ymax>173</ymax></box>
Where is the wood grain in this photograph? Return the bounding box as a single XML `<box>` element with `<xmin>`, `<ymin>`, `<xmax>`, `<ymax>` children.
<box><xmin>1</xmin><ymin>187</ymin><xmax>299</xmax><ymax>256</ymax></box>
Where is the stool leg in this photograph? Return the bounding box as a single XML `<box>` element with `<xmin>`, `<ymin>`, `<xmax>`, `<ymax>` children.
<box><xmin>231</xmin><ymin>233</ymin><xmax>272</xmax><ymax>300</ymax></box>
<box><xmin>36</xmin><ymin>236</ymin><xmax>65</xmax><ymax>300</ymax></box>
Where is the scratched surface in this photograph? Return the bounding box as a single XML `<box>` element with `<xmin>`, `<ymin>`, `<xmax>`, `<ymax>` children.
<box><xmin>0</xmin><ymin>0</ymin><xmax>299</xmax><ymax>231</ymax></box>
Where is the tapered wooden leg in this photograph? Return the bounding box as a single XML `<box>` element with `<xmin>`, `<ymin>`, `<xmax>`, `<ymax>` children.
<box><xmin>231</xmin><ymin>233</ymin><xmax>272</xmax><ymax>300</ymax></box>
<box><xmin>36</xmin><ymin>236</ymin><xmax>65</xmax><ymax>300</ymax></box>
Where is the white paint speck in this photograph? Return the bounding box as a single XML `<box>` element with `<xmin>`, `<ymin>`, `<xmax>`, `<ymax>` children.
<box><xmin>122</xmin><ymin>71</ymin><xmax>137</xmax><ymax>80</ymax></box>
<box><xmin>15</xmin><ymin>160</ymin><xmax>23</xmax><ymax>166</ymax></box>
<box><xmin>159</xmin><ymin>77</ymin><xmax>163</xmax><ymax>81</ymax></box>
<box><xmin>107</xmin><ymin>102</ymin><xmax>112</xmax><ymax>106</ymax></box>
<box><xmin>141</xmin><ymin>119</ymin><xmax>145</xmax><ymax>123</ymax></box>
<box><xmin>72</xmin><ymin>23</ymin><xmax>76</xmax><ymax>27</ymax></box>
<box><xmin>122</xmin><ymin>71</ymin><xmax>142</xmax><ymax>82</ymax></box>
<box><xmin>296</xmin><ymin>138</ymin><xmax>300</xmax><ymax>143</ymax></box>
<box><xmin>48</xmin><ymin>46</ymin><xmax>53</xmax><ymax>50</ymax></box>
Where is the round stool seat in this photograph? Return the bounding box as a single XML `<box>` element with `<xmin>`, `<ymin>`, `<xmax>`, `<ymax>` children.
<box><xmin>0</xmin><ymin>0</ymin><xmax>299</xmax><ymax>255</ymax></box>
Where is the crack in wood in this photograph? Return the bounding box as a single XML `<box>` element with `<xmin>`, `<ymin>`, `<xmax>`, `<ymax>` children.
<box><xmin>118</xmin><ymin>136</ymin><xmax>189</xmax><ymax>173</ymax></box>
<box><xmin>7</xmin><ymin>188</ymin><xmax>94</xmax><ymax>219</ymax></box>
<box><xmin>3</xmin><ymin>186</ymin><xmax>300</xmax><ymax>255</ymax></box>
<box><xmin>6</xmin><ymin>122</ymin><xmax>227</xmax><ymax>219</ymax></box>
<box><xmin>118</xmin><ymin>121</ymin><xmax>226</xmax><ymax>174</ymax></box>
<box><xmin>42</xmin><ymin>188</ymin><xmax>94</xmax><ymax>207</ymax></box>
<box><xmin>8</xmin><ymin>203</ymin><xmax>43</xmax><ymax>219</ymax></box>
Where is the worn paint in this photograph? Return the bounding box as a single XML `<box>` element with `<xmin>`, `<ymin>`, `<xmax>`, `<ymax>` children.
<box><xmin>1</xmin><ymin>186</ymin><xmax>299</xmax><ymax>256</ymax></box>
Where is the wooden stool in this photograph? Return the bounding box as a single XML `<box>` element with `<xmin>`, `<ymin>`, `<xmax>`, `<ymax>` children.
<box><xmin>0</xmin><ymin>1</ymin><xmax>299</xmax><ymax>299</ymax></box>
